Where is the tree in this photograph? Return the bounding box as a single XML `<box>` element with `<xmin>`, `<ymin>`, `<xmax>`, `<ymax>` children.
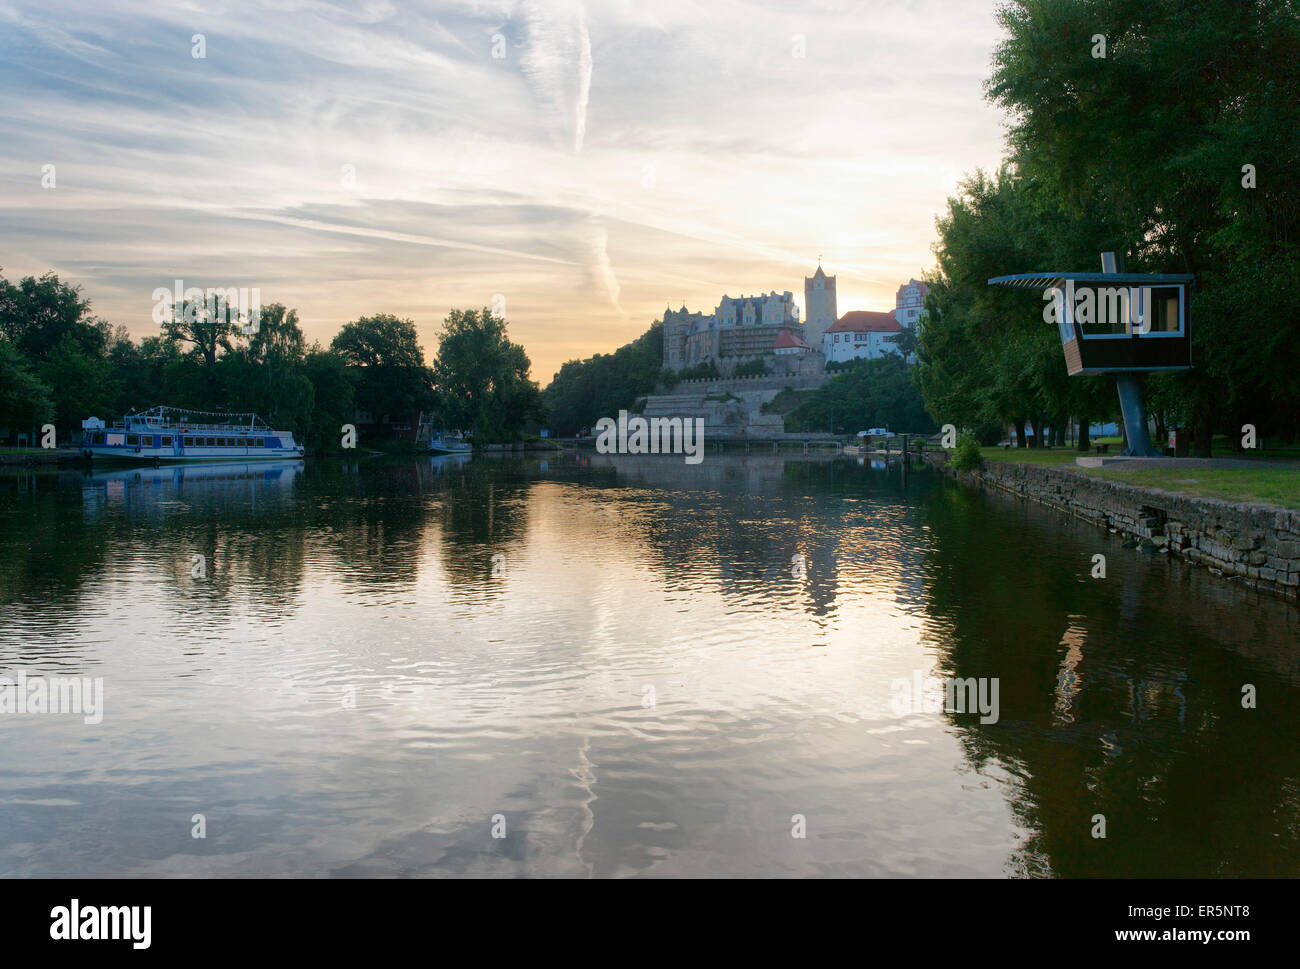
<box><xmin>301</xmin><ymin>347</ymin><xmax>355</xmax><ymax>453</ymax></box>
<box><xmin>331</xmin><ymin>313</ymin><xmax>435</xmax><ymax>426</ymax></box>
<box><xmin>543</xmin><ymin>322</ymin><xmax>667</xmax><ymax>435</ymax></box>
<box><xmin>161</xmin><ymin>293</ymin><xmax>236</xmax><ymax>371</ymax></box>
<box><xmin>109</xmin><ymin>333</ymin><xmax>181</xmax><ymax>416</ymax></box>
<box><xmin>0</xmin><ymin>337</ymin><xmax>54</xmax><ymax>434</ymax></box>
<box><xmin>985</xmin><ymin>0</ymin><xmax>1300</xmax><ymax>449</ymax></box>
<box><xmin>0</xmin><ymin>270</ymin><xmax>109</xmax><ymax>361</ymax></box>
<box><xmin>919</xmin><ymin>165</ymin><xmax>1122</xmax><ymax>449</ymax></box>
<box><xmin>789</xmin><ymin>355</ymin><xmax>936</xmax><ymax>435</ymax></box>
<box><xmin>38</xmin><ymin>334</ymin><xmax>120</xmax><ymax>432</ymax></box>
<box><xmin>432</xmin><ymin>308</ymin><xmax>544</xmax><ymax>442</ymax></box>
<box><xmin>222</xmin><ymin>303</ymin><xmax>312</xmax><ymax>428</ymax></box>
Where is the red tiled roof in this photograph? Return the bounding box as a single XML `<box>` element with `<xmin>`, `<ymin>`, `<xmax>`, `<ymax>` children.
<box><xmin>773</xmin><ymin>328</ymin><xmax>810</xmax><ymax>349</ymax></box>
<box><xmin>827</xmin><ymin>311</ymin><xmax>901</xmax><ymax>334</ymax></box>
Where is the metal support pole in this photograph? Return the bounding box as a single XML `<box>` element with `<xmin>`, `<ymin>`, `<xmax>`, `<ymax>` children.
<box><xmin>1101</xmin><ymin>252</ymin><xmax>1159</xmax><ymax>457</ymax></box>
<box><xmin>1115</xmin><ymin>374</ymin><xmax>1158</xmax><ymax>456</ymax></box>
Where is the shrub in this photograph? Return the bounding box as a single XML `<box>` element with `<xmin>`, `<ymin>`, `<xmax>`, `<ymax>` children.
<box><xmin>950</xmin><ymin>432</ymin><xmax>983</xmax><ymax>472</ymax></box>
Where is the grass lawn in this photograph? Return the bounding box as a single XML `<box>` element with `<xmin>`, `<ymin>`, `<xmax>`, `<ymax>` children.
<box><xmin>1075</xmin><ymin>466</ymin><xmax>1300</xmax><ymax>509</ymax></box>
<box><xmin>969</xmin><ymin>440</ymin><xmax>1300</xmax><ymax>509</ymax></box>
<box><xmin>978</xmin><ymin>438</ymin><xmax>1126</xmax><ymax>466</ymax></box>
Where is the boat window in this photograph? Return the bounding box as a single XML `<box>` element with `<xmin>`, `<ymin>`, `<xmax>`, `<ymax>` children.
<box><xmin>255</xmin><ymin>438</ymin><xmax>264</xmax><ymax>447</ymax></box>
<box><xmin>161</xmin><ymin>436</ymin><xmax>172</xmax><ymax>445</ymax></box>
<box><xmin>126</xmin><ymin>435</ymin><xmax>138</xmax><ymax>446</ymax></box>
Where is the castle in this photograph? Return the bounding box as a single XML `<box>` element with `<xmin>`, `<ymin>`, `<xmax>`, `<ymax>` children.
<box><xmin>663</xmin><ymin>290</ymin><xmax>808</xmax><ymax>371</ymax></box>
<box><xmin>661</xmin><ymin>265</ymin><xmax>926</xmax><ymax>374</ymax></box>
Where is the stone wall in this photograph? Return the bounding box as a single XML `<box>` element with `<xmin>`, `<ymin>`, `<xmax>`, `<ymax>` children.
<box><xmin>926</xmin><ymin>451</ymin><xmax>1300</xmax><ymax>600</ymax></box>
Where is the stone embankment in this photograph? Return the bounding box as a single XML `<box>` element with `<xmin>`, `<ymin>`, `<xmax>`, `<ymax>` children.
<box><xmin>926</xmin><ymin>451</ymin><xmax>1300</xmax><ymax>600</ymax></box>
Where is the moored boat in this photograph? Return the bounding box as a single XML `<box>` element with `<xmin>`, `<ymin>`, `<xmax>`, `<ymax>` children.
<box><xmin>81</xmin><ymin>406</ymin><xmax>305</xmax><ymax>463</ymax></box>
<box><xmin>427</xmin><ymin>432</ymin><xmax>471</xmax><ymax>455</ymax></box>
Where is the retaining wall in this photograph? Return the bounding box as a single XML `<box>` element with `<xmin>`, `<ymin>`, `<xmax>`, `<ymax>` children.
<box><xmin>926</xmin><ymin>451</ymin><xmax>1300</xmax><ymax>600</ymax></box>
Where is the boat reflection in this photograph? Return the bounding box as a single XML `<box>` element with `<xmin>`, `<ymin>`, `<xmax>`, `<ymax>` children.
<box><xmin>84</xmin><ymin>459</ymin><xmax>305</xmax><ymax>490</ymax></box>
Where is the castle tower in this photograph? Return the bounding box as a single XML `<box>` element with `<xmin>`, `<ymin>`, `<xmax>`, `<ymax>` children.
<box><xmin>804</xmin><ymin>263</ymin><xmax>837</xmax><ymax>349</ymax></box>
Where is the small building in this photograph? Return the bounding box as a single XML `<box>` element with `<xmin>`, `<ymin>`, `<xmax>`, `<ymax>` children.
<box><xmin>772</xmin><ymin>328</ymin><xmax>811</xmax><ymax>356</ymax></box>
<box><xmin>823</xmin><ymin>311</ymin><xmax>903</xmax><ymax>364</ymax></box>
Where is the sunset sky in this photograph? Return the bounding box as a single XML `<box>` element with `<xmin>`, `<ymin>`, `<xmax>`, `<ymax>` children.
<box><xmin>0</xmin><ymin>0</ymin><xmax>1007</xmax><ymax>383</ymax></box>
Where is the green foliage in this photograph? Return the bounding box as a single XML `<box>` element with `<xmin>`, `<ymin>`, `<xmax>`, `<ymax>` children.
<box><xmin>952</xmin><ymin>0</ymin><xmax>1300</xmax><ymax>451</ymax></box>
<box><xmin>0</xmin><ymin>269</ymin><xmax>368</xmax><ymax>452</ymax></box>
<box><xmin>918</xmin><ymin>168</ymin><xmax>1117</xmax><ymax>448</ymax></box>
<box><xmin>331</xmin><ymin>313</ymin><xmax>436</xmax><ymax>426</ymax></box>
<box><xmin>301</xmin><ymin>347</ymin><xmax>354</xmax><ymax>453</ymax></box>
<box><xmin>0</xmin><ymin>336</ymin><xmax>53</xmax><ymax>431</ymax></box>
<box><xmin>732</xmin><ymin>358</ymin><xmax>768</xmax><ymax>378</ymax></box>
<box><xmin>38</xmin><ymin>334</ymin><xmax>119</xmax><ymax>430</ymax></box>
<box><xmin>431</xmin><ymin>308</ymin><xmax>544</xmax><ymax>443</ymax></box>
<box><xmin>950</xmin><ymin>432</ymin><xmax>983</xmax><ymax>472</ymax></box>
<box><xmin>543</xmin><ymin>322</ymin><xmax>666</xmax><ymax>435</ymax></box>
<box><xmin>673</xmin><ymin>358</ymin><xmax>720</xmax><ymax>383</ymax></box>
<box><xmin>0</xmin><ymin>270</ymin><xmax>109</xmax><ymax>361</ymax></box>
<box><xmin>788</xmin><ymin>356</ymin><xmax>936</xmax><ymax>435</ymax></box>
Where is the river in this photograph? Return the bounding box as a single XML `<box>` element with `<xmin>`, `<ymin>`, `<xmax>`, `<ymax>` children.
<box><xmin>1</xmin><ymin>452</ymin><xmax>1297</xmax><ymax>876</ymax></box>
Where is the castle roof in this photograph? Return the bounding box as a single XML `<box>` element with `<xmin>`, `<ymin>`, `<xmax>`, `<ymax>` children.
<box><xmin>827</xmin><ymin>311</ymin><xmax>902</xmax><ymax>334</ymax></box>
<box><xmin>897</xmin><ymin>279</ymin><xmax>929</xmax><ymax>297</ymax></box>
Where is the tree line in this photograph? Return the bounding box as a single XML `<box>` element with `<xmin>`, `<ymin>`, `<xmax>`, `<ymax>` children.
<box><xmin>0</xmin><ymin>270</ymin><xmax>543</xmax><ymax>449</ymax></box>
<box><xmin>917</xmin><ymin>0</ymin><xmax>1300</xmax><ymax>453</ymax></box>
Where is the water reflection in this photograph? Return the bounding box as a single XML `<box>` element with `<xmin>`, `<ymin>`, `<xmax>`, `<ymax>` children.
<box><xmin>0</xmin><ymin>454</ymin><xmax>1296</xmax><ymax>877</ymax></box>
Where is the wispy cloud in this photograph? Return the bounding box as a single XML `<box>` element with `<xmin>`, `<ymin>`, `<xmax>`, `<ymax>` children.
<box><xmin>518</xmin><ymin>0</ymin><xmax>593</xmax><ymax>152</ymax></box>
<box><xmin>0</xmin><ymin>0</ymin><xmax>1007</xmax><ymax>380</ymax></box>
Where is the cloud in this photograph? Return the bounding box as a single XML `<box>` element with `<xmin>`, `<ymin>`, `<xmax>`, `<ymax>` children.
<box><xmin>518</xmin><ymin>0</ymin><xmax>593</xmax><ymax>153</ymax></box>
<box><xmin>587</xmin><ymin>221</ymin><xmax>624</xmax><ymax>319</ymax></box>
<box><xmin>0</xmin><ymin>0</ymin><xmax>1009</xmax><ymax>380</ymax></box>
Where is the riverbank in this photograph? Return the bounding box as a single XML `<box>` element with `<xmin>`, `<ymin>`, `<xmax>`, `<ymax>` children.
<box><xmin>926</xmin><ymin>450</ymin><xmax>1300</xmax><ymax>600</ymax></box>
<box><xmin>0</xmin><ymin>448</ymin><xmax>83</xmax><ymax>466</ymax></box>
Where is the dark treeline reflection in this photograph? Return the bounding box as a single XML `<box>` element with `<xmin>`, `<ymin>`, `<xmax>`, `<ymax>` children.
<box><xmin>919</xmin><ymin>479</ymin><xmax>1300</xmax><ymax>876</ymax></box>
<box><xmin>0</xmin><ymin>456</ymin><xmax>538</xmax><ymax>620</ymax></box>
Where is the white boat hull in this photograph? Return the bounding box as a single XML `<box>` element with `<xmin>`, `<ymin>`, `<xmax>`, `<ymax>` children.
<box><xmin>86</xmin><ymin>445</ymin><xmax>304</xmax><ymax>462</ymax></box>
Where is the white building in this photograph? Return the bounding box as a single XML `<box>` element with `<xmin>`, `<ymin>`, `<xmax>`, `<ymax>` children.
<box><xmin>894</xmin><ymin>278</ymin><xmax>929</xmax><ymax>328</ymax></box>
<box><xmin>822</xmin><ymin>311</ymin><xmax>903</xmax><ymax>364</ymax></box>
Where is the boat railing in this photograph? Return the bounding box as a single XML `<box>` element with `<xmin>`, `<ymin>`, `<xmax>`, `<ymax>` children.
<box><xmin>113</xmin><ymin>419</ymin><xmax>270</xmax><ymax>433</ymax></box>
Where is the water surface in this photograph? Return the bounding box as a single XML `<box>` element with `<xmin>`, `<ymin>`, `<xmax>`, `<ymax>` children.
<box><xmin>1</xmin><ymin>453</ymin><xmax>1297</xmax><ymax>877</ymax></box>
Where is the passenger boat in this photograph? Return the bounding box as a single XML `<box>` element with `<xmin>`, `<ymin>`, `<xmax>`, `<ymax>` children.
<box><xmin>427</xmin><ymin>432</ymin><xmax>471</xmax><ymax>455</ymax></box>
<box><xmin>81</xmin><ymin>406</ymin><xmax>305</xmax><ymax>463</ymax></box>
